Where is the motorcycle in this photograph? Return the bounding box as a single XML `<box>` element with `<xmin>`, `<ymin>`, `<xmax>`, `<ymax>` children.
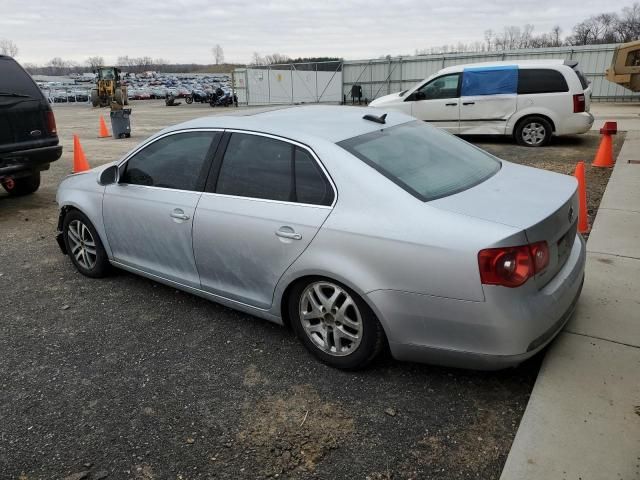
<box><xmin>209</xmin><ymin>88</ymin><xmax>233</xmax><ymax>107</ymax></box>
<box><xmin>185</xmin><ymin>90</ymin><xmax>211</xmax><ymax>104</ymax></box>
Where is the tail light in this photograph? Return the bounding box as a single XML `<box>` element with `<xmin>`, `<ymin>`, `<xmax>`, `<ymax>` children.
<box><xmin>45</xmin><ymin>110</ymin><xmax>57</xmax><ymax>135</ymax></box>
<box><xmin>478</xmin><ymin>241</ymin><xmax>549</xmax><ymax>288</ymax></box>
<box><xmin>573</xmin><ymin>94</ymin><xmax>585</xmax><ymax>113</ymax></box>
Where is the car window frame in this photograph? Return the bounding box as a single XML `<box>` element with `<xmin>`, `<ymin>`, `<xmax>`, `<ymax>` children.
<box><xmin>116</xmin><ymin>128</ymin><xmax>223</xmax><ymax>193</ymax></box>
<box><xmin>517</xmin><ymin>68</ymin><xmax>570</xmax><ymax>95</ymax></box>
<box><xmin>406</xmin><ymin>73</ymin><xmax>461</xmax><ymax>102</ymax></box>
<box><xmin>204</xmin><ymin>129</ymin><xmax>337</xmax><ymax>208</ymax></box>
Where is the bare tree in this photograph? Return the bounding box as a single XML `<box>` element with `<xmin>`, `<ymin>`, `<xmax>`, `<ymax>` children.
<box><xmin>251</xmin><ymin>52</ymin><xmax>264</xmax><ymax>65</ymax></box>
<box><xmin>86</xmin><ymin>56</ymin><xmax>104</xmax><ymax>69</ymax></box>
<box><xmin>212</xmin><ymin>44</ymin><xmax>224</xmax><ymax>65</ymax></box>
<box><xmin>264</xmin><ymin>53</ymin><xmax>291</xmax><ymax>64</ymax></box>
<box><xmin>619</xmin><ymin>2</ymin><xmax>640</xmax><ymax>42</ymax></box>
<box><xmin>551</xmin><ymin>25</ymin><xmax>562</xmax><ymax>47</ymax></box>
<box><xmin>0</xmin><ymin>39</ymin><xmax>19</xmax><ymax>57</ymax></box>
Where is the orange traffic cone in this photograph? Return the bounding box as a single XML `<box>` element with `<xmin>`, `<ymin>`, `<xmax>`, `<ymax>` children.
<box><xmin>574</xmin><ymin>161</ymin><xmax>589</xmax><ymax>234</ymax></box>
<box><xmin>98</xmin><ymin>115</ymin><xmax>110</xmax><ymax>138</ymax></box>
<box><xmin>73</xmin><ymin>134</ymin><xmax>90</xmax><ymax>173</ymax></box>
<box><xmin>592</xmin><ymin>121</ymin><xmax>617</xmax><ymax>168</ymax></box>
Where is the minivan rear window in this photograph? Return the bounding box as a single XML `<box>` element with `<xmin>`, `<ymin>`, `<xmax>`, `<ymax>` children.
<box><xmin>517</xmin><ymin>69</ymin><xmax>569</xmax><ymax>94</ymax></box>
<box><xmin>338</xmin><ymin>121</ymin><xmax>501</xmax><ymax>202</ymax></box>
<box><xmin>0</xmin><ymin>57</ymin><xmax>43</xmax><ymax>98</ymax></box>
<box><xmin>573</xmin><ymin>69</ymin><xmax>589</xmax><ymax>90</ymax></box>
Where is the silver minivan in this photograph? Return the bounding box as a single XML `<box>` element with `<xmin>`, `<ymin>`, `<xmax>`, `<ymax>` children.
<box><xmin>370</xmin><ymin>60</ymin><xmax>593</xmax><ymax>146</ymax></box>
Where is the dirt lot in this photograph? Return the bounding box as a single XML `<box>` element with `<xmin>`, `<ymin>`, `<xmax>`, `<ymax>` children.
<box><xmin>0</xmin><ymin>101</ymin><xmax>623</xmax><ymax>480</ymax></box>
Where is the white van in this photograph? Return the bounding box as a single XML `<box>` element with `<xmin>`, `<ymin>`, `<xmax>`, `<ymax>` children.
<box><xmin>369</xmin><ymin>60</ymin><xmax>593</xmax><ymax>146</ymax></box>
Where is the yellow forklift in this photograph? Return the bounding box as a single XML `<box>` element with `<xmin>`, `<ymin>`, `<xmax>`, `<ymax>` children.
<box><xmin>90</xmin><ymin>66</ymin><xmax>129</xmax><ymax>107</ymax></box>
<box><xmin>605</xmin><ymin>40</ymin><xmax>640</xmax><ymax>92</ymax></box>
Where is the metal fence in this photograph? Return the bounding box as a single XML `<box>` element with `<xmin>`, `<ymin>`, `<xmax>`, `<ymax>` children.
<box><xmin>41</xmin><ymin>87</ymin><xmax>92</xmax><ymax>104</ymax></box>
<box><xmin>232</xmin><ymin>61</ymin><xmax>343</xmax><ymax>105</ymax></box>
<box><xmin>342</xmin><ymin>44</ymin><xmax>638</xmax><ymax>103</ymax></box>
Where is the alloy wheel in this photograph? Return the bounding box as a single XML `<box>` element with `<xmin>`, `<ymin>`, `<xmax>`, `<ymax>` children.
<box><xmin>521</xmin><ymin>122</ymin><xmax>547</xmax><ymax>146</ymax></box>
<box><xmin>299</xmin><ymin>281</ymin><xmax>363</xmax><ymax>356</ymax></box>
<box><xmin>67</xmin><ymin>219</ymin><xmax>97</xmax><ymax>270</ymax></box>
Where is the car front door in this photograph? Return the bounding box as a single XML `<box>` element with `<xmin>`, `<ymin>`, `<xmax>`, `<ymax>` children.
<box><xmin>102</xmin><ymin>130</ymin><xmax>221</xmax><ymax>288</ymax></box>
<box><xmin>193</xmin><ymin>132</ymin><xmax>335</xmax><ymax>310</ymax></box>
<box><xmin>408</xmin><ymin>73</ymin><xmax>460</xmax><ymax>132</ymax></box>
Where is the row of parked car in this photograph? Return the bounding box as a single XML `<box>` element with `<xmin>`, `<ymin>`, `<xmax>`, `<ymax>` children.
<box><xmin>36</xmin><ymin>72</ymin><xmax>232</xmax><ymax>104</ymax></box>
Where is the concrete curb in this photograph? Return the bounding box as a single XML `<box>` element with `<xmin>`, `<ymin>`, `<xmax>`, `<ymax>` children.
<box><xmin>500</xmin><ymin>129</ymin><xmax>640</xmax><ymax>480</ymax></box>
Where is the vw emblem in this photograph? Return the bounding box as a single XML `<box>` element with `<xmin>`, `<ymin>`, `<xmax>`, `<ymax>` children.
<box><xmin>568</xmin><ymin>205</ymin><xmax>574</xmax><ymax>223</ymax></box>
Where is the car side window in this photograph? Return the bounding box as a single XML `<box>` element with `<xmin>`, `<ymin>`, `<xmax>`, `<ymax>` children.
<box><xmin>517</xmin><ymin>69</ymin><xmax>569</xmax><ymax>94</ymax></box>
<box><xmin>216</xmin><ymin>133</ymin><xmax>293</xmax><ymax>201</ymax></box>
<box><xmin>121</xmin><ymin>131</ymin><xmax>218</xmax><ymax>191</ymax></box>
<box><xmin>416</xmin><ymin>74</ymin><xmax>460</xmax><ymax>100</ymax></box>
<box><xmin>294</xmin><ymin>147</ymin><xmax>334</xmax><ymax>206</ymax></box>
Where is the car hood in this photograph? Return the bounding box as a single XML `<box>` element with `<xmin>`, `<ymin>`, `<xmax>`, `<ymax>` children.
<box><xmin>370</xmin><ymin>92</ymin><xmax>405</xmax><ymax>106</ymax></box>
<box><xmin>429</xmin><ymin>160</ymin><xmax>577</xmax><ymax>234</ymax></box>
<box><xmin>56</xmin><ymin>162</ymin><xmax>115</xmax><ymax>201</ymax></box>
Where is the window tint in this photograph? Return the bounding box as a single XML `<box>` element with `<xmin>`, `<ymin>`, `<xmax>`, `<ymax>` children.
<box><xmin>517</xmin><ymin>69</ymin><xmax>568</xmax><ymax>94</ymax></box>
<box><xmin>417</xmin><ymin>74</ymin><xmax>460</xmax><ymax>100</ymax></box>
<box><xmin>573</xmin><ymin>68</ymin><xmax>589</xmax><ymax>90</ymax></box>
<box><xmin>338</xmin><ymin>121</ymin><xmax>500</xmax><ymax>202</ymax></box>
<box><xmin>295</xmin><ymin>147</ymin><xmax>333</xmax><ymax>206</ymax></box>
<box><xmin>216</xmin><ymin>133</ymin><xmax>293</xmax><ymax>201</ymax></box>
<box><xmin>0</xmin><ymin>57</ymin><xmax>43</xmax><ymax>98</ymax></box>
<box><xmin>121</xmin><ymin>131</ymin><xmax>217</xmax><ymax>191</ymax></box>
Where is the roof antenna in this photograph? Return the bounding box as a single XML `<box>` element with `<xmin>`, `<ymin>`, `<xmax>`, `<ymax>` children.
<box><xmin>363</xmin><ymin>113</ymin><xmax>387</xmax><ymax>124</ymax></box>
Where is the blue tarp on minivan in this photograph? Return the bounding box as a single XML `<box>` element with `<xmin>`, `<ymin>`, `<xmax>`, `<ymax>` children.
<box><xmin>461</xmin><ymin>65</ymin><xmax>518</xmax><ymax>96</ymax></box>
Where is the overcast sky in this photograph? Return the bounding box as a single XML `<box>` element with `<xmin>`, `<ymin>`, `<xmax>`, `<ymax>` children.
<box><xmin>1</xmin><ymin>0</ymin><xmax>635</xmax><ymax>65</ymax></box>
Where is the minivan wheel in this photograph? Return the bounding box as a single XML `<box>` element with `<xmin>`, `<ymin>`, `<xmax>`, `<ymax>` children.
<box><xmin>2</xmin><ymin>172</ymin><xmax>40</xmax><ymax>196</ymax></box>
<box><xmin>516</xmin><ymin>116</ymin><xmax>552</xmax><ymax>147</ymax></box>
<box><xmin>289</xmin><ymin>278</ymin><xmax>384</xmax><ymax>369</ymax></box>
<box><xmin>62</xmin><ymin>210</ymin><xmax>110</xmax><ymax>278</ymax></box>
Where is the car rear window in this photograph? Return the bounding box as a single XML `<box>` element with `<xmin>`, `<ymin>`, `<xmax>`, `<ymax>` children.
<box><xmin>517</xmin><ymin>69</ymin><xmax>569</xmax><ymax>94</ymax></box>
<box><xmin>338</xmin><ymin>120</ymin><xmax>501</xmax><ymax>202</ymax></box>
<box><xmin>0</xmin><ymin>57</ymin><xmax>43</xmax><ymax>98</ymax></box>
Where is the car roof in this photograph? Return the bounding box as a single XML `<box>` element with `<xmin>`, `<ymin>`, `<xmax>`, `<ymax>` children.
<box><xmin>163</xmin><ymin>105</ymin><xmax>415</xmax><ymax>143</ymax></box>
<box><xmin>436</xmin><ymin>59</ymin><xmax>567</xmax><ymax>75</ymax></box>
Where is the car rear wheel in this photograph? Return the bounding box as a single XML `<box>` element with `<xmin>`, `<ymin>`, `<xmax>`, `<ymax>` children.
<box><xmin>515</xmin><ymin>116</ymin><xmax>552</xmax><ymax>147</ymax></box>
<box><xmin>289</xmin><ymin>278</ymin><xmax>384</xmax><ymax>369</ymax></box>
<box><xmin>63</xmin><ymin>210</ymin><xmax>110</xmax><ymax>278</ymax></box>
<box><xmin>2</xmin><ymin>172</ymin><xmax>40</xmax><ymax>196</ymax></box>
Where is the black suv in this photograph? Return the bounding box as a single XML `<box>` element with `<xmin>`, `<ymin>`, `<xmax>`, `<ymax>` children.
<box><xmin>0</xmin><ymin>55</ymin><xmax>62</xmax><ymax>196</ymax></box>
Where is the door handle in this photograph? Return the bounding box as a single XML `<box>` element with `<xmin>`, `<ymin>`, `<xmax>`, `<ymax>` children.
<box><xmin>445</xmin><ymin>102</ymin><xmax>457</xmax><ymax>106</ymax></box>
<box><xmin>462</xmin><ymin>101</ymin><xmax>475</xmax><ymax>105</ymax></box>
<box><xmin>276</xmin><ymin>228</ymin><xmax>302</xmax><ymax>240</ymax></box>
<box><xmin>170</xmin><ymin>209</ymin><xmax>190</xmax><ymax>221</ymax></box>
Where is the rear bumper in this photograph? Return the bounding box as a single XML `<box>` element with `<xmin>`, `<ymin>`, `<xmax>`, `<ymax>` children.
<box><xmin>0</xmin><ymin>145</ymin><xmax>62</xmax><ymax>177</ymax></box>
<box><xmin>556</xmin><ymin>112</ymin><xmax>594</xmax><ymax>135</ymax></box>
<box><xmin>367</xmin><ymin>234</ymin><xmax>586</xmax><ymax>370</ymax></box>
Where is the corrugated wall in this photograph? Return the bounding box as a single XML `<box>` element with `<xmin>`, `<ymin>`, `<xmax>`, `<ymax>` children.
<box><xmin>342</xmin><ymin>44</ymin><xmax>638</xmax><ymax>102</ymax></box>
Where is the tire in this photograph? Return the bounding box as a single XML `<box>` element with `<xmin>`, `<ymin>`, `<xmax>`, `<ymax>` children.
<box><xmin>62</xmin><ymin>210</ymin><xmax>110</xmax><ymax>278</ymax></box>
<box><xmin>114</xmin><ymin>88</ymin><xmax>124</xmax><ymax>106</ymax></box>
<box><xmin>515</xmin><ymin>116</ymin><xmax>552</xmax><ymax>147</ymax></box>
<box><xmin>90</xmin><ymin>89</ymin><xmax>99</xmax><ymax>107</ymax></box>
<box><xmin>288</xmin><ymin>278</ymin><xmax>384</xmax><ymax>369</ymax></box>
<box><xmin>185</xmin><ymin>96</ymin><xmax>193</xmax><ymax>104</ymax></box>
<box><xmin>2</xmin><ymin>171</ymin><xmax>40</xmax><ymax>196</ymax></box>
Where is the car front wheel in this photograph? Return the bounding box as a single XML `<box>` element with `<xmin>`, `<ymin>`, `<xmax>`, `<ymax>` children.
<box><xmin>62</xmin><ymin>210</ymin><xmax>110</xmax><ymax>278</ymax></box>
<box><xmin>289</xmin><ymin>278</ymin><xmax>384</xmax><ymax>369</ymax></box>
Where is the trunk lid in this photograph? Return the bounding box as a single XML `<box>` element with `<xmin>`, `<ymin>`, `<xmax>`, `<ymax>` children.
<box><xmin>430</xmin><ymin>161</ymin><xmax>579</xmax><ymax>287</ymax></box>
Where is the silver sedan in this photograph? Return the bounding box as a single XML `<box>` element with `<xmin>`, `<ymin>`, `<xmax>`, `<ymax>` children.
<box><xmin>56</xmin><ymin>106</ymin><xmax>585</xmax><ymax>370</ymax></box>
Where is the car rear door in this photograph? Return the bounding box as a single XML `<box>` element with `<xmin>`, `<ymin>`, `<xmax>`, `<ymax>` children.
<box><xmin>102</xmin><ymin>130</ymin><xmax>221</xmax><ymax>288</ymax></box>
<box><xmin>193</xmin><ymin>131</ymin><xmax>335</xmax><ymax>309</ymax></box>
<box><xmin>409</xmin><ymin>73</ymin><xmax>460</xmax><ymax>132</ymax></box>
<box><xmin>458</xmin><ymin>66</ymin><xmax>518</xmax><ymax>135</ymax></box>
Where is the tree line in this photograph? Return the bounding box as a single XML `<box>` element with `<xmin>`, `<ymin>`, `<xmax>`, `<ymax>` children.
<box><xmin>415</xmin><ymin>3</ymin><xmax>639</xmax><ymax>55</ymax></box>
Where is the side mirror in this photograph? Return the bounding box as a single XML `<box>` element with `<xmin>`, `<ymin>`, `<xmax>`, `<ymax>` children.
<box><xmin>98</xmin><ymin>165</ymin><xmax>118</xmax><ymax>185</ymax></box>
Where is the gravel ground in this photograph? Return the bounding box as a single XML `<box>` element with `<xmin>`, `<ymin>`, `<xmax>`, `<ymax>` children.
<box><xmin>0</xmin><ymin>102</ymin><xmax>622</xmax><ymax>480</ymax></box>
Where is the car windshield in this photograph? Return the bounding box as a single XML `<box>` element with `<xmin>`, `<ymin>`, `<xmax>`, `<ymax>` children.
<box><xmin>338</xmin><ymin>120</ymin><xmax>501</xmax><ymax>201</ymax></box>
